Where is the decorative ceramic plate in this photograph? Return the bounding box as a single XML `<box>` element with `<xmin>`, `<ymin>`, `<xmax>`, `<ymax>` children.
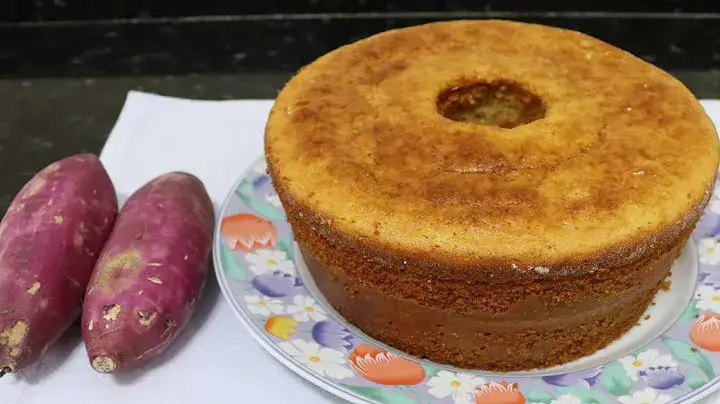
<box><xmin>214</xmin><ymin>157</ymin><xmax>720</xmax><ymax>404</ymax></box>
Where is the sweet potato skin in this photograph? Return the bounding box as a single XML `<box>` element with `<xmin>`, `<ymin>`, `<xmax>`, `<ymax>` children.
<box><xmin>82</xmin><ymin>172</ymin><xmax>214</xmax><ymax>373</ymax></box>
<box><xmin>0</xmin><ymin>154</ymin><xmax>118</xmax><ymax>372</ymax></box>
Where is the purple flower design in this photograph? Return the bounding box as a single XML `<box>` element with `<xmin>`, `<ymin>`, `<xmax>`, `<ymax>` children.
<box><xmin>696</xmin><ymin>209</ymin><xmax>720</xmax><ymax>239</ymax></box>
<box><xmin>698</xmin><ymin>271</ymin><xmax>720</xmax><ymax>288</ymax></box>
<box><xmin>252</xmin><ymin>175</ymin><xmax>270</xmax><ymax>190</ymax></box>
<box><xmin>252</xmin><ymin>271</ymin><xmax>302</xmax><ymax>297</ymax></box>
<box><xmin>639</xmin><ymin>366</ymin><xmax>685</xmax><ymax>390</ymax></box>
<box><xmin>542</xmin><ymin>367</ymin><xmax>603</xmax><ymax>387</ymax></box>
<box><xmin>312</xmin><ymin>320</ymin><xmax>354</xmax><ymax>351</ymax></box>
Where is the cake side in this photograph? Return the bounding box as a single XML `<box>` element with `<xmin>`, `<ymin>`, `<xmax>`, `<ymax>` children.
<box><xmin>305</xmin><ymin>246</ymin><xmax>667</xmax><ymax>371</ymax></box>
<box><xmin>296</xmin><ymin>222</ymin><xmax>692</xmax><ymax>371</ymax></box>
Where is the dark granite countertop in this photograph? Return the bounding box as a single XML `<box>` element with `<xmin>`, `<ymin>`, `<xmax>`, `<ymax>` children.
<box><xmin>2</xmin><ymin>7</ymin><xmax>720</xmax><ymax>214</ymax></box>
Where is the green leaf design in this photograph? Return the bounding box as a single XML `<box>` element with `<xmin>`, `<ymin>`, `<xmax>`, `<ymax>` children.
<box><xmin>526</xmin><ymin>389</ymin><xmax>555</xmax><ymax>404</ymax></box>
<box><xmin>678</xmin><ymin>300</ymin><xmax>701</xmax><ymax>322</ymax></box>
<box><xmin>556</xmin><ymin>387</ymin><xmax>608</xmax><ymax>404</ymax></box>
<box><xmin>661</xmin><ymin>336</ymin><xmax>716</xmax><ymax>380</ymax></box>
<box><xmin>220</xmin><ymin>242</ymin><xmax>247</xmax><ymax>281</ymax></box>
<box><xmin>236</xmin><ymin>181</ymin><xmax>254</xmax><ymax>198</ymax></box>
<box><xmin>686</xmin><ymin>370</ymin><xmax>707</xmax><ymax>389</ymax></box>
<box><xmin>421</xmin><ymin>364</ymin><xmax>439</xmax><ymax>379</ymax></box>
<box><xmin>236</xmin><ymin>181</ymin><xmax>284</xmax><ymax>221</ymax></box>
<box><xmin>342</xmin><ymin>385</ymin><xmax>417</xmax><ymax>404</ymax></box>
<box><xmin>600</xmin><ymin>362</ymin><xmax>632</xmax><ymax>396</ymax></box>
<box><xmin>276</xmin><ymin>235</ymin><xmax>295</xmax><ymax>261</ymax></box>
<box><xmin>685</xmin><ymin>371</ymin><xmax>708</xmax><ymax>390</ymax></box>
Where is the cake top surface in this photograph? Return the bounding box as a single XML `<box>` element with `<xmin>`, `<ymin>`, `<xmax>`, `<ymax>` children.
<box><xmin>265</xmin><ymin>20</ymin><xmax>719</xmax><ymax>270</ymax></box>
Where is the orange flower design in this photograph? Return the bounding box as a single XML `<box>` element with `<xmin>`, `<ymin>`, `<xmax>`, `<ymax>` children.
<box><xmin>690</xmin><ymin>313</ymin><xmax>720</xmax><ymax>351</ymax></box>
<box><xmin>221</xmin><ymin>213</ymin><xmax>277</xmax><ymax>252</ymax></box>
<box><xmin>348</xmin><ymin>343</ymin><xmax>425</xmax><ymax>385</ymax></box>
<box><xmin>265</xmin><ymin>316</ymin><xmax>299</xmax><ymax>340</ymax></box>
<box><xmin>475</xmin><ymin>381</ymin><xmax>525</xmax><ymax>404</ymax></box>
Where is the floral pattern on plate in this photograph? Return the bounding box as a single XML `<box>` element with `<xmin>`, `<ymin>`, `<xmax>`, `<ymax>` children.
<box><xmin>214</xmin><ymin>159</ymin><xmax>720</xmax><ymax>404</ymax></box>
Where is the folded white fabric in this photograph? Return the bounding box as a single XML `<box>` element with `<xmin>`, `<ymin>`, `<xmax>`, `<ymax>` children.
<box><xmin>3</xmin><ymin>92</ymin><xmax>720</xmax><ymax>403</ymax></box>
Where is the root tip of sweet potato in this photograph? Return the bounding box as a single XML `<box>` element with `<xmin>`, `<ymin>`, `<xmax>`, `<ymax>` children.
<box><xmin>91</xmin><ymin>356</ymin><xmax>117</xmax><ymax>373</ymax></box>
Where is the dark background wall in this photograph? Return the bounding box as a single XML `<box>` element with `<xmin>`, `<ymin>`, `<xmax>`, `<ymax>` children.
<box><xmin>3</xmin><ymin>0</ymin><xmax>720</xmax><ymax>79</ymax></box>
<box><xmin>2</xmin><ymin>1</ymin><xmax>720</xmax><ymax>78</ymax></box>
<box><xmin>2</xmin><ymin>0</ymin><xmax>720</xmax><ymax>22</ymax></box>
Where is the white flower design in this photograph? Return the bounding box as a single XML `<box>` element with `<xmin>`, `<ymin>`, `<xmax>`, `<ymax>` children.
<box><xmin>618</xmin><ymin>387</ymin><xmax>673</xmax><ymax>404</ymax></box>
<box><xmin>246</xmin><ymin>249</ymin><xmax>296</xmax><ymax>276</ymax></box>
<box><xmin>244</xmin><ymin>294</ymin><xmax>284</xmax><ymax>317</ymax></box>
<box><xmin>695</xmin><ymin>285</ymin><xmax>720</xmax><ymax>312</ymax></box>
<box><xmin>619</xmin><ymin>349</ymin><xmax>677</xmax><ymax>381</ymax></box>
<box><xmin>287</xmin><ymin>295</ymin><xmax>328</xmax><ymax>322</ymax></box>
<box><xmin>452</xmin><ymin>391</ymin><xmax>477</xmax><ymax>404</ymax></box>
<box><xmin>279</xmin><ymin>338</ymin><xmax>352</xmax><ymax>380</ymax></box>
<box><xmin>709</xmin><ymin>188</ymin><xmax>720</xmax><ymax>215</ymax></box>
<box><xmin>699</xmin><ymin>237</ymin><xmax>720</xmax><ymax>265</ymax></box>
<box><xmin>253</xmin><ymin>159</ymin><xmax>268</xmax><ymax>174</ymax></box>
<box><xmin>551</xmin><ymin>394</ymin><xmax>582</xmax><ymax>404</ymax></box>
<box><xmin>265</xmin><ymin>194</ymin><xmax>282</xmax><ymax>207</ymax></box>
<box><xmin>709</xmin><ymin>200</ymin><xmax>720</xmax><ymax>215</ymax></box>
<box><xmin>427</xmin><ymin>370</ymin><xmax>485</xmax><ymax>403</ymax></box>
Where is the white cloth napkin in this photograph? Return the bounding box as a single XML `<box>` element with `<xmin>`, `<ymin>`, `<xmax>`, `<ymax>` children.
<box><xmin>3</xmin><ymin>92</ymin><xmax>720</xmax><ymax>404</ymax></box>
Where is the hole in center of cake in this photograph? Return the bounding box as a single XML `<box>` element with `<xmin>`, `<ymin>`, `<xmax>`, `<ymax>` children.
<box><xmin>436</xmin><ymin>80</ymin><xmax>546</xmax><ymax>128</ymax></box>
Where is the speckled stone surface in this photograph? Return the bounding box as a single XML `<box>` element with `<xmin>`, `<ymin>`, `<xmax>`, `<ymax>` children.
<box><xmin>3</xmin><ymin>15</ymin><xmax>720</xmax><ymax>78</ymax></box>
<box><xmin>2</xmin><ymin>0</ymin><xmax>719</xmax><ymax>22</ymax></box>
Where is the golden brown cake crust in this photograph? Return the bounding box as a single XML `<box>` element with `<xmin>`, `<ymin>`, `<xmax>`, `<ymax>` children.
<box><xmin>266</xmin><ymin>19</ymin><xmax>719</xmax><ymax>275</ymax></box>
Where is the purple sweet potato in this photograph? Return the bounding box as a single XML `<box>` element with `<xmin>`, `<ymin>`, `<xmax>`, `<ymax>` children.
<box><xmin>82</xmin><ymin>171</ymin><xmax>214</xmax><ymax>373</ymax></box>
<box><xmin>0</xmin><ymin>154</ymin><xmax>118</xmax><ymax>372</ymax></box>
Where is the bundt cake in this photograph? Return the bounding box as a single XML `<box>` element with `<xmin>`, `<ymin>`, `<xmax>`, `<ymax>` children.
<box><xmin>265</xmin><ymin>20</ymin><xmax>719</xmax><ymax>371</ymax></box>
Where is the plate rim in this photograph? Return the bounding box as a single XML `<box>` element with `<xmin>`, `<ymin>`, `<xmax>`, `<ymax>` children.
<box><xmin>213</xmin><ymin>156</ymin><xmax>720</xmax><ymax>404</ymax></box>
